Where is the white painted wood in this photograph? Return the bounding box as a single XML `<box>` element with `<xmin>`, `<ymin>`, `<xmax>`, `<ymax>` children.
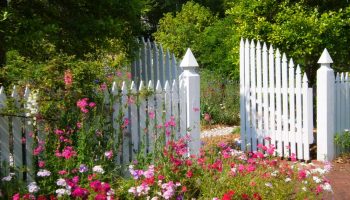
<box><xmin>262</xmin><ymin>43</ymin><xmax>269</xmax><ymax>145</ymax></box>
<box><xmin>138</xmin><ymin>81</ymin><xmax>147</xmax><ymax>156</ymax></box>
<box><xmin>165</xmin><ymin>49</ymin><xmax>171</xmax><ymax>81</ymax></box>
<box><xmin>295</xmin><ymin>65</ymin><xmax>303</xmax><ymax>159</ymax></box>
<box><xmin>164</xmin><ymin>81</ymin><xmax>172</xmax><ymax>142</ymax></box>
<box><xmin>121</xmin><ymin>82</ymin><xmax>130</xmax><ymax>164</ymax></box>
<box><xmin>345</xmin><ymin>73</ymin><xmax>350</xmax><ymax>130</ymax></box>
<box><xmin>335</xmin><ymin>74</ymin><xmax>341</xmax><ymax>134</ymax></box>
<box><xmin>239</xmin><ymin>38</ymin><xmax>246</xmax><ymax>150</ymax></box>
<box><xmin>24</xmin><ymin>86</ymin><xmax>34</xmax><ymax>182</ymax></box>
<box><xmin>302</xmin><ymin>74</ymin><xmax>311</xmax><ymax>160</ymax></box>
<box><xmin>179</xmin><ymin>48</ymin><xmax>200</xmax><ymax>155</ymax></box>
<box><xmin>111</xmin><ymin>82</ymin><xmax>121</xmax><ymax>164</ymax></box>
<box><xmin>288</xmin><ymin>59</ymin><xmax>296</xmax><ymax>157</ymax></box>
<box><xmin>268</xmin><ymin>45</ymin><xmax>275</xmax><ymax>150</ymax></box>
<box><xmin>172</xmin><ymin>54</ymin><xmax>178</xmax><ymax>82</ymax></box>
<box><xmin>244</xmin><ymin>39</ymin><xmax>251</xmax><ymax>151</ymax></box>
<box><xmin>130</xmin><ymin>81</ymin><xmax>138</xmax><ymax>160</ymax></box>
<box><xmin>155</xmin><ymin>80</ymin><xmax>163</xmax><ymax>146</ymax></box>
<box><xmin>250</xmin><ymin>40</ymin><xmax>257</xmax><ymax>151</ymax></box>
<box><xmin>0</xmin><ymin>87</ymin><xmax>10</xmax><ymax>170</ymax></box>
<box><xmin>147</xmin><ymin>80</ymin><xmax>155</xmax><ymax>153</ymax></box>
<box><xmin>146</xmin><ymin>39</ymin><xmax>152</xmax><ymax>83</ymax></box>
<box><xmin>281</xmin><ymin>53</ymin><xmax>289</xmax><ymax>157</ymax></box>
<box><xmin>275</xmin><ymin>49</ymin><xmax>283</xmax><ymax>156</ymax></box>
<box><xmin>256</xmin><ymin>41</ymin><xmax>263</xmax><ymax>146</ymax></box>
<box><xmin>317</xmin><ymin>48</ymin><xmax>335</xmax><ymax>161</ymax></box>
<box><xmin>11</xmin><ymin>86</ymin><xmax>23</xmax><ymax>179</ymax></box>
<box><xmin>171</xmin><ymin>80</ymin><xmax>180</xmax><ymax>138</ymax></box>
<box><xmin>158</xmin><ymin>45</ymin><xmax>164</xmax><ymax>87</ymax></box>
<box><xmin>179</xmin><ymin>78</ymin><xmax>187</xmax><ymax>139</ymax></box>
<box><xmin>153</xmin><ymin>43</ymin><xmax>159</xmax><ymax>88</ymax></box>
<box><xmin>340</xmin><ymin>73</ymin><xmax>346</xmax><ymax>132</ymax></box>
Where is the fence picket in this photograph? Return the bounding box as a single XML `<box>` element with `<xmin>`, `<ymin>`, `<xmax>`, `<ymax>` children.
<box><xmin>340</xmin><ymin>73</ymin><xmax>346</xmax><ymax>132</ymax></box>
<box><xmin>302</xmin><ymin>74</ymin><xmax>311</xmax><ymax>160</ymax></box>
<box><xmin>155</xmin><ymin>80</ymin><xmax>163</xmax><ymax>146</ymax></box>
<box><xmin>147</xmin><ymin>81</ymin><xmax>155</xmax><ymax>153</ymax></box>
<box><xmin>158</xmin><ymin>45</ymin><xmax>164</xmax><ymax>87</ymax></box>
<box><xmin>111</xmin><ymin>82</ymin><xmax>121</xmax><ymax>164</ymax></box>
<box><xmin>171</xmin><ymin>80</ymin><xmax>180</xmax><ymax>138</ymax></box>
<box><xmin>239</xmin><ymin>38</ymin><xmax>246</xmax><ymax>150</ymax></box>
<box><xmin>345</xmin><ymin>73</ymin><xmax>350</xmax><ymax>131</ymax></box>
<box><xmin>335</xmin><ymin>73</ymin><xmax>341</xmax><ymax>133</ymax></box>
<box><xmin>268</xmin><ymin>45</ymin><xmax>275</xmax><ymax>150</ymax></box>
<box><xmin>130</xmin><ymin>82</ymin><xmax>138</xmax><ymax>160</ymax></box>
<box><xmin>256</xmin><ymin>41</ymin><xmax>263</xmax><ymax>146</ymax></box>
<box><xmin>153</xmin><ymin>43</ymin><xmax>159</xmax><ymax>88</ymax></box>
<box><xmin>0</xmin><ymin>87</ymin><xmax>10</xmax><ymax>173</ymax></box>
<box><xmin>121</xmin><ymin>82</ymin><xmax>130</xmax><ymax>164</ymax></box>
<box><xmin>11</xmin><ymin>86</ymin><xmax>23</xmax><ymax>179</ymax></box>
<box><xmin>281</xmin><ymin>53</ymin><xmax>289</xmax><ymax>157</ymax></box>
<box><xmin>250</xmin><ymin>40</ymin><xmax>257</xmax><ymax>151</ymax></box>
<box><xmin>244</xmin><ymin>39</ymin><xmax>251</xmax><ymax>151</ymax></box>
<box><xmin>146</xmin><ymin>39</ymin><xmax>152</xmax><ymax>83</ymax></box>
<box><xmin>295</xmin><ymin>65</ymin><xmax>303</xmax><ymax>159</ymax></box>
<box><xmin>275</xmin><ymin>49</ymin><xmax>283</xmax><ymax>156</ymax></box>
<box><xmin>262</xmin><ymin>43</ymin><xmax>269</xmax><ymax>146</ymax></box>
<box><xmin>288</xmin><ymin>59</ymin><xmax>296</xmax><ymax>157</ymax></box>
<box><xmin>165</xmin><ymin>49</ymin><xmax>171</xmax><ymax>82</ymax></box>
<box><xmin>164</xmin><ymin>81</ymin><xmax>171</xmax><ymax>142</ymax></box>
<box><xmin>138</xmin><ymin>81</ymin><xmax>147</xmax><ymax>156</ymax></box>
<box><xmin>24</xmin><ymin>87</ymin><xmax>34</xmax><ymax>182</ymax></box>
<box><xmin>179</xmin><ymin>79</ymin><xmax>187</xmax><ymax>139</ymax></box>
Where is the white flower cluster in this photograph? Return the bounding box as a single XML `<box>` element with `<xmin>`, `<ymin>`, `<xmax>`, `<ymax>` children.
<box><xmin>37</xmin><ymin>169</ymin><xmax>51</xmax><ymax>177</ymax></box>
<box><xmin>28</xmin><ymin>182</ymin><xmax>40</xmax><ymax>193</ymax></box>
<box><xmin>93</xmin><ymin>165</ymin><xmax>105</xmax><ymax>174</ymax></box>
<box><xmin>26</xmin><ymin>90</ymin><xmax>39</xmax><ymax>125</ymax></box>
<box><xmin>2</xmin><ymin>173</ymin><xmax>15</xmax><ymax>182</ymax></box>
<box><xmin>55</xmin><ymin>178</ymin><xmax>72</xmax><ymax>197</ymax></box>
<box><xmin>56</xmin><ymin>188</ymin><xmax>71</xmax><ymax>197</ymax></box>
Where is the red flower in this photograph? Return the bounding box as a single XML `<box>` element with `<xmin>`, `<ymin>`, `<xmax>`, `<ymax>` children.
<box><xmin>181</xmin><ymin>186</ymin><xmax>187</xmax><ymax>193</ymax></box>
<box><xmin>241</xmin><ymin>193</ymin><xmax>249</xmax><ymax>200</ymax></box>
<box><xmin>222</xmin><ymin>190</ymin><xmax>235</xmax><ymax>200</ymax></box>
<box><xmin>186</xmin><ymin>170</ymin><xmax>193</xmax><ymax>178</ymax></box>
<box><xmin>253</xmin><ymin>193</ymin><xmax>262</xmax><ymax>200</ymax></box>
<box><xmin>37</xmin><ymin>195</ymin><xmax>47</xmax><ymax>200</ymax></box>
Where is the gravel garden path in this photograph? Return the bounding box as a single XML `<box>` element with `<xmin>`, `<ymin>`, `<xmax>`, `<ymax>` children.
<box><xmin>201</xmin><ymin>126</ymin><xmax>350</xmax><ymax>200</ymax></box>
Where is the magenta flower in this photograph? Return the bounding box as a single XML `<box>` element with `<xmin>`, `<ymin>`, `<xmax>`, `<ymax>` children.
<box><xmin>72</xmin><ymin>187</ymin><xmax>89</xmax><ymax>198</ymax></box>
<box><xmin>104</xmin><ymin>150</ymin><xmax>113</xmax><ymax>160</ymax></box>
<box><xmin>64</xmin><ymin>70</ymin><xmax>73</xmax><ymax>86</ymax></box>
<box><xmin>38</xmin><ymin>161</ymin><xmax>45</xmax><ymax>168</ymax></box>
<box><xmin>61</xmin><ymin>146</ymin><xmax>77</xmax><ymax>159</ymax></box>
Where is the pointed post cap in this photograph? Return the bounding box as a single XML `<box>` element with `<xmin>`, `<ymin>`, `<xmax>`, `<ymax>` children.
<box><xmin>317</xmin><ymin>48</ymin><xmax>333</xmax><ymax>64</ymax></box>
<box><xmin>180</xmin><ymin>48</ymin><xmax>199</xmax><ymax>68</ymax></box>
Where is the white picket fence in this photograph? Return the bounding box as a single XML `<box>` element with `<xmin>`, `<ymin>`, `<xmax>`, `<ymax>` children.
<box><xmin>240</xmin><ymin>39</ymin><xmax>314</xmax><ymax>160</ymax></box>
<box><xmin>317</xmin><ymin>49</ymin><xmax>350</xmax><ymax>161</ymax></box>
<box><xmin>131</xmin><ymin>37</ymin><xmax>183</xmax><ymax>88</ymax></box>
<box><xmin>0</xmin><ymin>49</ymin><xmax>201</xmax><ymax>181</ymax></box>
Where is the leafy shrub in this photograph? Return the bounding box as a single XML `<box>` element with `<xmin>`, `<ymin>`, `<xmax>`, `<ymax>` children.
<box><xmin>334</xmin><ymin>130</ymin><xmax>350</xmax><ymax>154</ymax></box>
<box><xmin>200</xmin><ymin>69</ymin><xmax>240</xmax><ymax>126</ymax></box>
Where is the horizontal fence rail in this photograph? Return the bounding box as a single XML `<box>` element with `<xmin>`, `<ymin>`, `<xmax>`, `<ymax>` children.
<box><xmin>240</xmin><ymin>38</ymin><xmax>314</xmax><ymax>161</ymax></box>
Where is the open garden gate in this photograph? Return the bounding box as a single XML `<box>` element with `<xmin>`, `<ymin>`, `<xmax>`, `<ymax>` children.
<box><xmin>239</xmin><ymin>39</ymin><xmax>314</xmax><ymax>161</ymax></box>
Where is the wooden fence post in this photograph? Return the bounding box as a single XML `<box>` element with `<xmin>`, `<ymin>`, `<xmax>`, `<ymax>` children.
<box><xmin>317</xmin><ymin>48</ymin><xmax>335</xmax><ymax>161</ymax></box>
<box><xmin>179</xmin><ymin>49</ymin><xmax>200</xmax><ymax>155</ymax></box>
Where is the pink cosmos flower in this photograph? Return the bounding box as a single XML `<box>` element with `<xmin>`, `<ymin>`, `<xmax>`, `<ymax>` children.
<box><xmin>104</xmin><ymin>150</ymin><xmax>113</xmax><ymax>160</ymax></box>
<box><xmin>148</xmin><ymin>111</ymin><xmax>155</xmax><ymax>119</ymax></box>
<box><xmin>38</xmin><ymin>161</ymin><xmax>45</xmax><ymax>168</ymax></box>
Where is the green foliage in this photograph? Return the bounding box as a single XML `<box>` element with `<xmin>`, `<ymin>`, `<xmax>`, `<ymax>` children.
<box><xmin>154</xmin><ymin>1</ymin><xmax>217</xmax><ymax>58</ymax></box>
<box><xmin>200</xmin><ymin>69</ymin><xmax>240</xmax><ymax>126</ymax></box>
<box><xmin>335</xmin><ymin>130</ymin><xmax>350</xmax><ymax>154</ymax></box>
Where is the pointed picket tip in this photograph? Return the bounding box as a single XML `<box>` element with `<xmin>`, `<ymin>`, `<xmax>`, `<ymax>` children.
<box><xmin>130</xmin><ymin>81</ymin><xmax>137</xmax><ymax>92</ymax></box>
<box><xmin>148</xmin><ymin>80</ymin><xmax>154</xmax><ymax>89</ymax></box>
<box><xmin>24</xmin><ymin>86</ymin><xmax>30</xmax><ymax>99</ymax></box>
<box><xmin>139</xmin><ymin>80</ymin><xmax>145</xmax><ymax>91</ymax></box>
<box><xmin>336</xmin><ymin>73</ymin><xmax>340</xmax><ymax>81</ymax></box>
<box><xmin>111</xmin><ymin>82</ymin><xmax>118</xmax><ymax>95</ymax></box>
<box><xmin>159</xmin><ymin>44</ymin><xmax>164</xmax><ymax>52</ymax></box>
<box><xmin>341</xmin><ymin>72</ymin><xmax>345</xmax><ymax>81</ymax></box>
<box><xmin>262</xmin><ymin>42</ymin><xmax>267</xmax><ymax>51</ymax></box>
<box><xmin>147</xmin><ymin>38</ymin><xmax>152</xmax><ymax>47</ymax></box>
<box><xmin>345</xmin><ymin>72</ymin><xmax>349</xmax><ymax>81</ymax></box>
<box><xmin>318</xmin><ymin>48</ymin><xmax>333</xmax><ymax>64</ymax></box>
<box><xmin>250</xmin><ymin>40</ymin><xmax>255</xmax><ymax>48</ymax></box>
<box><xmin>166</xmin><ymin>48</ymin><xmax>170</xmax><ymax>56</ymax></box>
<box><xmin>303</xmin><ymin>73</ymin><xmax>309</xmax><ymax>83</ymax></box>
<box><xmin>11</xmin><ymin>85</ymin><xmax>18</xmax><ymax>98</ymax></box>
<box><xmin>289</xmin><ymin>58</ymin><xmax>294</xmax><ymax>68</ymax></box>
<box><xmin>164</xmin><ymin>81</ymin><xmax>170</xmax><ymax>91</ymax></box>
<box><xmin>245</xmin><ymin>38</ymin><xmax>250</xmax><ymax>46</ymax></box>
<box><xmin>269</xmin><ymin>44</ymin><xmax>274</xmax><ymax>53</ymax></box>
<box><xmin>0</xmin><ymin>86</ymin><xmax>5</xmax><ymax>95</ymax></box>
<box><xmin>156</xmin><ymin>80</ymin><xmax>162</xmax><ymax>92</ymax></box>
<box><xmin>240</xmin><ymin>38</ymin><xmax>244</xmax><ymax>44</ymax></box>
<box><xmin>296</xmin><ymin>65</ymin><xmax>301</xmax><ymax>73</ymax></box>
<box><xmin>153</xmin><ymin>42</ymin><xmax>158</xmax><ymax>51</ymax></box>
<box><xmin>180</xmin><ymin>48</ymin><xmax>199</xmax><ymax>68</ymax></box>
<box><xmin>172</xmin><ymin>79</ymin><xmax>178</xmax><ymax>91</ymax></box>
<box><xmin>282</xmin><ymin>53</ymin><xmax>287</xmax><ymax>62</ymax></box>
<box><xmin>256</xmin><ymin>41</ymin><xmax>261</xmax><ymax>49</ymax></box>
<box><xmin>141</xmin><ymin>37</ymin><xmax>145</xmax><ymax>44</ymax></box>
<box><xmin>276</xmin><ymin>48</ymin><xmax>281</xmax><ymax>57</ymax></box>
